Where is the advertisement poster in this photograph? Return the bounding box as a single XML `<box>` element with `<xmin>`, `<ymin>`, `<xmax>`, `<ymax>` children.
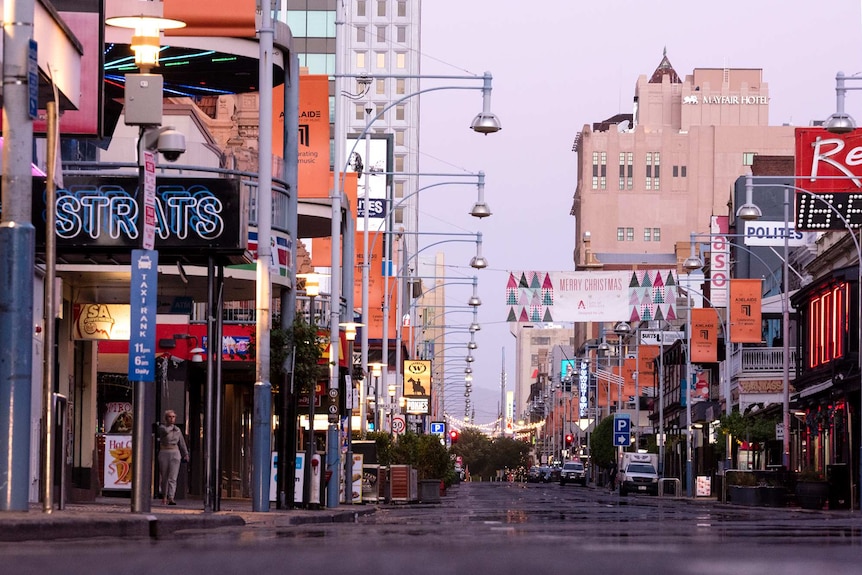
<box><xmin>104</xmin><ymin>401</ymin><xmax>133</xmax><ymax>434</ymax></box>
<box><xmin>351</xmin><ymin>454</ymin><xmax>363</xmax><ymax>504</ymax></box>
<box><xmin>294</xmin><ymin>453</ymin><xmax>305</xmax><ymax>504</ymax></box>
<box><xmin>103</xmin><ymin>434</ymin><xmax>132</xmax><ymax>490</ymax></box>
<box><xmin>362</xmin><ymin>464</ymin><xmax>380</xmax><ymax>503</ymax></box>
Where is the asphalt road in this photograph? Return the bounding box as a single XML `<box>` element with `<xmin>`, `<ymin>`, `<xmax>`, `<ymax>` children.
<box><xmin>5</xmin><ymin>481</ymin><xmax>862</xmax><ymax>575</ymax></box>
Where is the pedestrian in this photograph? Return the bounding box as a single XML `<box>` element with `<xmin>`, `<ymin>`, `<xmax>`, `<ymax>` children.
<box><xmin>157</xmin><ymin>410</ymin><xmax>189</xmax><ymax>505</ymax></box>
<box><xmin>609</xmin><ymin>461</ymin><xmax>618</xmax><ymax>491</ymax></box>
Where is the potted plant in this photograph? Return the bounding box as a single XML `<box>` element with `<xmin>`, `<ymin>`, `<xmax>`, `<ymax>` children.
<box><xmin>795</xmin><ymin>469</ymin><xmax>828</xmax><ymax>510</ymax></box>
<box><xmin>726</xmin><ymin>470</ymin><xmax>760</xmax><ymax>506</ymax></box>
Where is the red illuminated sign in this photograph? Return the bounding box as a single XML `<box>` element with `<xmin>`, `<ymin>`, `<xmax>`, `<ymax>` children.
<box><xmin>795</xmin><ymin>128</ymin><xmax>862</xmax><ymax>229</ymax></box>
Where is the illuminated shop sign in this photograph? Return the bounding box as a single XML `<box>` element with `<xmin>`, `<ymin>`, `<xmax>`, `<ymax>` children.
<box><xmin>32</xmin><ymin>176</ymin><xmax>247</xmax><ymax>253</ymax></box>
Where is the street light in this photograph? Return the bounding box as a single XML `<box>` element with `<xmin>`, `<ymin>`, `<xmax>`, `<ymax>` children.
<box><xmin>331</xmin><ymin>61</ymin><xmax>503</xmax><ymax>504</ymax></box>
<box><xmin>104</xmin><ymin>12</ymin><xmax>186</xmax><ymax>515</ymax></box>
<box><xmin>683</xmin><ymin>239</ymin><xmax>706</xmax><ymax>498</ymax></box>
<box><xmin>339</xmin><ymin>321</ymin><xmax>363</xmax><ymax>503</ymax></box>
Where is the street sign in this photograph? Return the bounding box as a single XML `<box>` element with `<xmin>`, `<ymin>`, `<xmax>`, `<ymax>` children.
<box><xmin>613</xmin><ymin>414</ymin><xmax>631</xmax><ymax>447</ymax></box>
<box><xmin>392</xmin><ymin>415</ymin><xmax>406</xmax><ymax>435</ymax></box>
<box><xmin>127</xmin><ymin>250</ymin><xmax>158</xmax><ymax>381</ymax></box>
<box><xmin>430</xmin><ymin>422</ymin><xmax>445</xmax><ymax>436</ymax></box>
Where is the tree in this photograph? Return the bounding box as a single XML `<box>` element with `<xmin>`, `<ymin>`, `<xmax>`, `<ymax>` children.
<box><xmin>450</xmin><ymin>429</ymin><xmax>531</xmax><ymax>480</ymax></box>
<box><xmin>590</xmin><ymin>416</ymin><xmax>616</xmax><ymax>469</ymax></box>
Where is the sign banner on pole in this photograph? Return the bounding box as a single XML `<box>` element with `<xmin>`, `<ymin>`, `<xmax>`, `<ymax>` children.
<box><xmin>691</xmin><ymin>308</ymin><xmax>718</xmax><ymax>363</ymax></box>
<box><xmin>729</xmin><ymin>279</ymin><xmax>762</xmax><ymax>343</ymax></box>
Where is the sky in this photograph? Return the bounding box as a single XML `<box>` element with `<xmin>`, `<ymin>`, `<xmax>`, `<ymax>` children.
<box><xmin>409</xmin><ymin>0</ymin><xmax>862</xmax><ymax>427</ymax></box>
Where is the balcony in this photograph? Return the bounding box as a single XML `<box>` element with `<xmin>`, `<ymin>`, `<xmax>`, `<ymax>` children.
<box><xmin>729</xmin><ymin>346</ymin><xmax>797</xmax><ymax>380</ymax></box>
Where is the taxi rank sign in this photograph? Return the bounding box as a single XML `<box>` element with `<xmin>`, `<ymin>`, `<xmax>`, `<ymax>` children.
<box><xmin>128</xmin><ymin>250</ymin><xmax>158</xmax><ymax>381</ymax></box>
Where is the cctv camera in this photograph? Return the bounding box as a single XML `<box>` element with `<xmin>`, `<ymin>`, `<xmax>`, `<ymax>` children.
<box><xmin>157</xmin><ymin>129</ymin><xmax>186</xmax><ymax>162</ymax></box>
<box><xmin>365</xmin><ymin>102</ymin><xmax>374</xmax><ymax>116</ymax></box>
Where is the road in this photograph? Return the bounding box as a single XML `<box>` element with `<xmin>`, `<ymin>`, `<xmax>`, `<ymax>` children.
<box><xmin>5</xmin><ymin>481</ymin><xmax>862</xmax><ymax>574</ymax></box>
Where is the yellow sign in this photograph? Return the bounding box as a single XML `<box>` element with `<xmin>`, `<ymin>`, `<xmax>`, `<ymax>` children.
<box><xmin>403</xmin><ymin>360</ymin><xmax>431</xmax><ymax>397</ymax></box>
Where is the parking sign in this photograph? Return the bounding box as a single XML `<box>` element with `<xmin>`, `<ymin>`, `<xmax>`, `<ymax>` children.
<box><xmin>613</xmin><ymin>414</ymin><xmax>631</xmax><ymax>447</ymax></box>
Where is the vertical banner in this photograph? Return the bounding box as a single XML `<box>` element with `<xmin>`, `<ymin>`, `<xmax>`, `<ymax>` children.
<box><xmin>710</xmin><ymin>216</ymin><xmax>730</xmax><ymax>307</ymax></box>
<box><xmin>638</xmin><ymin>344</ymin><xmax>659</xmax><ymax>379</ymax></box>
<box><xmin>730</xmin><ymin>279</ymin><xmax>763</xmax><ymax>343</ymax></box>
<box><xmin>128</xmin><ymin>250</ymin><xmax>158</xmax><ymax>381</ymax></box>
<box><xmin>623</xmin><ymin>357</ymin><xmax>637</xmax><ymax>400</ymax></box>
<box><xmin>691</xmin><ymin>308</ymin><xmax>718</xmax><ymax>363</ymax></box>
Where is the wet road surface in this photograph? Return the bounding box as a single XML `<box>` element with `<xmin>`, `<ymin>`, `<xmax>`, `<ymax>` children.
<box><xmin>5</xmin><ymin>481</ymin><xmax>862</xmax><ymax>574</ymax></box>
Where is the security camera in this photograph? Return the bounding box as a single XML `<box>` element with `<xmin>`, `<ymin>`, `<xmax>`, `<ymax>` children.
<box><xmin>365</xmin><ymin>102</ymin><xmax>374</xmax><ymax>116</ymax></box>
<box><xmin>157</xmin><ymin>129</ymin><xmax>186</xmax><ymax>162</ymax></box>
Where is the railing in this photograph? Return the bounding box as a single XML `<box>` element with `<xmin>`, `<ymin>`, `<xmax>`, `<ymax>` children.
<box><xmin>730</xmin><ymin>346</ymin><xmax>797</xmax><ymax>378</ymax></box>
<box><xmin>193</xmin><ymin>294</ymin><xmax>332</xmax><ymax>325</ymax></box>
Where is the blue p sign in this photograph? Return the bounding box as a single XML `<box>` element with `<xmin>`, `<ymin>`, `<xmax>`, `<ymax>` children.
<box><xmin>613</xmin><ymin>414</ymin><xmax>631</xmax><ymax>446</ymax></box>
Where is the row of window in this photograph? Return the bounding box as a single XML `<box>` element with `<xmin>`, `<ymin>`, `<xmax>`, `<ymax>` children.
<box><xmin>355</xmin><ymin>0</ymin><xmax>409</xmax><ymax>18</ymax></box>
<box><xmin>354</xmin><ymin>102</ymin><xmax>408</xmax><ymax>123</ymax></box>
<box><xmin>591</xmin><ymin>151</ymin><xmax>756</xmax><ymax>191</ymax></box>
<box><xmin>355</xmin><ymin>24</ymin><xmax>408</xmax><ymax>44</ymax></box>
<box><xmin>616</xmin><ymin>228</ymin><xmax>662</xmax><ymax>242</ymax></box>
<box><xmin>355</xmin><ymin>51</ymin><xmax>408</xmax><ymax>69</ymax></box>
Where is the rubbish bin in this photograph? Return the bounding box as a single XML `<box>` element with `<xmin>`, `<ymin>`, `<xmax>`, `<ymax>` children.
<box><xmin>827</xmin><ymin>464</ymin><xmax>851</xmax><ymax>510</ymax></box>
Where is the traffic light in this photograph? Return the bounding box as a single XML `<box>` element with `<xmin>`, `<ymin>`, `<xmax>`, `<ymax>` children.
<box><xmin>449</xmin><ymin>430</ymin><xmax>460</xmax><ymax>444</ymax></box>
<box><xmin>565</xmin><ymin>433</ymin><xmax>574</xmax><ymax>446</ymax></box>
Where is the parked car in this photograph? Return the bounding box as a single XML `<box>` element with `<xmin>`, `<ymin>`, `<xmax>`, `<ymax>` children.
<box><xmin>559</xmin><ymin>461</ymin><xmax>586</xmax><ymax>486</ymax></box>
<box><xmin>527</xmin><ymin>466</ymin><xmax>542</xmax><ymax>483</ymax></box>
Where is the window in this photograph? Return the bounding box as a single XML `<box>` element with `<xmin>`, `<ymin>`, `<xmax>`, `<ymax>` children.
<box><xmin>354</xmin><ymin>103</ymin><xmax>366</xmax><ymax>121</ymax></box>
<box><xmin>645</xmin><ymin>152</ymin><xmax>660</xmax><ymax>190</ymax></box>
<box><xmin>356</xmin><ymin>26</ymin><xmax>366</xmax><ymax>43</ymax></box>
<box><xmin>397</xmin><ymin>0</ymin><xmax>407</xmax><ymax>17</ymax></box>
<box><xmin>743</xmin><ymin>152</ymin><xmax>756</xmax><ymax>166</ymax></box>
<box><xmin>376</xmin><ymin>52</ymin><xmax>386</xmax><ymax>68</ymax></box>
<box><xmin>618</xmin><ymin>152</ymin><xmax>633</xmax><ymax>190</ymax></box>
<box><xmin>396</xmin><ymin>78</ymin><xmax>405</xmax><ymax>94</ymax></box>
<box><xmin>681</xmin><ymin>166</ymin><xmax>687</xmax><ymax>177</ymax></box>
<box><xmin>394</xmin><ymin>130</ymin><xmax>405</xmax><ymax>146</ymax></box>
<box><xmin>395</xmin><ymin>104</ymin><xmax>405</xmax><ymax>121</ymax></box>
<box><xmin>376</xmin><ymin>25</ymin><xmax>386</xmax><ymax>43</ymax></box>
<box><xmin>394</xmin><ymin>180</ymin><xmax>405</xmax><ymax>200</ymax></box>
<box><xmin>807</xmin><ymin>283</ymin><xmax>848</xmax><ymax>368</ymax></box>
<box><xmin>394</xmin><ymin>155</ymin><xmax>405</xmax><ymax>172</ymax></box>
<box><xmin>375</xmin><ymin>78</ymin><xmax>385</xmax><ymax>94</ymax></box>
<box><xmin>673</xmin><ymin>166</ymin><xmax>678</xmax><ymax>177</ymax></box>
<box><xmin>617</xmin><ymin>228</ymin><xmax>625</xmax><ymax>241</ymax></box>
<box><xmin>377</xmin><ymin>0</ymin><xmax>386</xmax><ymax>17</ymax></box>
<box><xmin>356</xmin><ymin>0</ymin><xmax>366</xmax><ymax>17</ymax></box>
<box><xmin>653</xmin><ymin>228</ymin><xmax>661</xmax><ymax>242</ymax></box>
<box><xmin>592</xmin><ymin>152</ymin><xmax>606</xmax><ymax>190</ymax></box>
<box><xmin>396</xmin><ymin>26</ymin><xmax>406</xmax><ymax>43</ymax></box>
<box><xmin>396</xmin><ymin>53</ymin><xmax>406</xmax><ymax>69</ymax></box>
<box><xmin>672</xmin><ymin>165</ymin><xmax>687</xmax><ymax>178</ymax></box>
<box><xmin>626</xmin><ymin>227</ymin><xmax>634</xmax><ymax>241</ymax></box>
<box><xmin>644</xmin><ymin>228</ymin><xmax>652</xmax><ymax>242</ymax></box>
<box><xmin>356</xmin><ymin>52</ymin><xmax>366</xmax><ymax>68</ymax></box>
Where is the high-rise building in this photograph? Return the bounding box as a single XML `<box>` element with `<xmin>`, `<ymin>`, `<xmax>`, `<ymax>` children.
<box><xmin>570</xmin><ymin>50</ymin><xmax>796</xmax><ymax>349</ymax></box>
<box><xmin>285</xmin><ymin>0</ymin><xmax>422</xmax><ymax>247</ymax></box>
<box><xmin>572</xmin><ymin>51</ymin><xmax>795</xmax><ymax>273</ymax></box>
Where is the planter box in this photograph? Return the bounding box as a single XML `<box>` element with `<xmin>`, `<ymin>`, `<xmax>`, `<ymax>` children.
<box><xmin>796</xmin><ymin>481</ymin><xmax>828</xmax><ymax>510</ymax></box>
<box><xmin>418</xmin><ymin>479</ymin><xmax>441</xmax><ymax>503</ymax></box>
<box><xmin>728</xmin><ymin>485</ymin><xmax>761</xmax><ymax>506</ymax></box>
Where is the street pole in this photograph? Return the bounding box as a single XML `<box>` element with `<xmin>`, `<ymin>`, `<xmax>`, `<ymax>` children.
<box><xmin>685</xmin><ymin>274</ymin><xmax>694</xmax><ymax>498</ymax></box>
<box><xmin>782</xmin><ymin>187</ymin><xmax>791</xmax><ymax>471</ymax></box>
<box><xmin>251</xmin><ymin>1</ymin><xmax>274</xmax><ymax>513</ymax></box>
<box><xmin>0</xmin><ymin>0</ymin><xmax>35</xmax><ymax>514</ymax></box>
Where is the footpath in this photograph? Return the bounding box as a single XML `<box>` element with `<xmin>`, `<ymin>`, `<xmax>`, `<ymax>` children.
<box><xmin>0</xmin><ymin>497</ymin><xmax>376</xmax><ymax>543</ymax></box>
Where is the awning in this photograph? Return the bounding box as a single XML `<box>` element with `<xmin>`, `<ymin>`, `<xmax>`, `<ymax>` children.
<box><xmin>792</xmin><ymin>379</ymin><xmax>833</xmax><ymax>400</ymax></box>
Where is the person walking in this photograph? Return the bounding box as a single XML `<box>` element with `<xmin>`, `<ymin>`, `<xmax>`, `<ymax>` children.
<box><xmin>157</xmin><ymin>410</ymin><xmax>189</xmax><ymax>505</ymax></box>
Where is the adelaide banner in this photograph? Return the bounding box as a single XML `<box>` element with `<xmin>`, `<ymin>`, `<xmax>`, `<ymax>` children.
<box><xmin>729</xmin><ymin>279</ymin><xmax>763</xmax><ymax>343</ymax></box>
